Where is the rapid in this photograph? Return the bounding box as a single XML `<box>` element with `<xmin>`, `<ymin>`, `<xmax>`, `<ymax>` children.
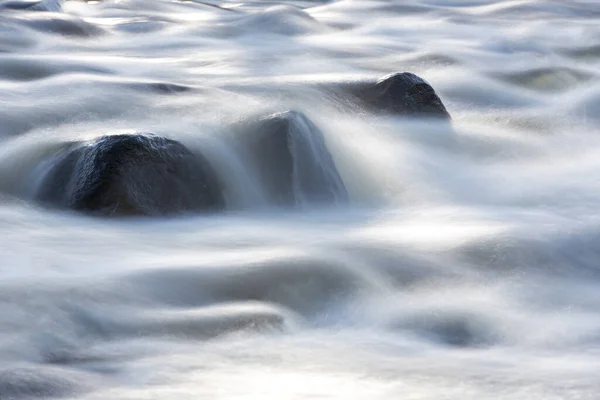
<box><xmin>1</xmin><ymin>0</ymin><xmax>600</xmax><ymax>398</ymax></box>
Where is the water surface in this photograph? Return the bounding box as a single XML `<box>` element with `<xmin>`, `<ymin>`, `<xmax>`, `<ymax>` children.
<box><xmin>1</xmin><ymin>0</ymin><xmax>600</xmax><ymax>398</ymax></box>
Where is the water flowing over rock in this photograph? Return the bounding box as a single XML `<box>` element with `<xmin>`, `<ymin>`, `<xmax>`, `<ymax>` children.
<box><xmin>32</xmin><ymin>113</ymin><xmax>347</xmax><ymax>215</ymax></box>
<box><xmin>0</xmin><ymin>0</ymin><xmax>598</xmax><ymax>399</ymax></box>
<box><xmin>238</xmin><ymin>110</ymin><xmax>348</xmax><ymax>206</ymax></box>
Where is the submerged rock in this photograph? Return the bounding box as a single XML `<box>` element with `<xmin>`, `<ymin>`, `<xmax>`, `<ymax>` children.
<box><xmin>239</xmin><ymin>110</ymin><xmax>348</xmax><ymax>206</ymax></box>
<box><xmin>36</xmin><ymin>133</ymin><xmax>224</xmax><ymax>216</ymax></box>
<box><xmin>338</xmin><ymin>72</ymin><xmax>451</xmax><ymax>119</ymax></box>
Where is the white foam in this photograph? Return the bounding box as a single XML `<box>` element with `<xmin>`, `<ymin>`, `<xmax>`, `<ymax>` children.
<box><xmin>0</xmin><ymin>0</ymin><xmax>599</xmax><ymax>398</ymax></box>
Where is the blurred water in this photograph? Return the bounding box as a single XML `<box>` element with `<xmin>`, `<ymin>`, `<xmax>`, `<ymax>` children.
<box><xmin>1</xmin><ymin>0</ymin><xmax>600</xmax><ymax>399</ymax></box>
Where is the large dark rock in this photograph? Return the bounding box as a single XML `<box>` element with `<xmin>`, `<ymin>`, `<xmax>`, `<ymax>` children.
<box><xmin>36</xmin><ymin>133</ymin><xmax>224</xmax><ymax>216</ymax></box>
<box><xmin>337</xmin><ymin>72</ymin><xmax>450</xmax><ymax>119</ymax></box>
<box><xmin>239</xmin><ymin>110</ymin><xmax>348</xmax><ymax>206</ymax></box>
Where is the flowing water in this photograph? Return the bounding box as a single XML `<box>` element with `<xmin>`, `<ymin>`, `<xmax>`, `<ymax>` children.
<box><xmin>1</xmin><ymin>0</ymin><xmax>600</xmax><ymax>398</ymax></box>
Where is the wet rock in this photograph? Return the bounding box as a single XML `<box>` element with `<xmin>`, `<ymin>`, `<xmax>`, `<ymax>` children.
<box><xmin>36</xmin><ymin>133</ymin><xmax>224</xmax><ymax>216</ymax></box>
<box><xmin>239</xmin><ymin>110</ymin><xmax>348</xmax><ymax>206</ymax></box>
<box><xmin>339</xmin><ymin>72</ymin><xmax>451</xmax><ymax>119</ymax></box>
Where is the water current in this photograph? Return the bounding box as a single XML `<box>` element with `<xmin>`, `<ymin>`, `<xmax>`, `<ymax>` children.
<box><xmin>1</xmin><ymin>0</ymin><xmax>600</xmax><ymax>398</ymax></box>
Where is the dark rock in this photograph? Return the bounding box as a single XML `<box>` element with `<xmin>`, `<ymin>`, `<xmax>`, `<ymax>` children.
<box><xmin>338</xmin><ymin>72</ymin><xmax>450</xmax><ymax>119</ymax></box>
<box><xmin>36</xmin><ymin>133</ymin><xmax>224</xmax><ymax>216</ymax></box>
<box><xmin>239</xmin><ymin>110</ymin><xmax>348</xmax><ymax>206</ymax></box>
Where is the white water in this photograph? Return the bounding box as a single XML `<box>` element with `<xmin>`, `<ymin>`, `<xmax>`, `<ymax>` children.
<box><xmin>1</xmin><ymin>0</ymin><xmax>600</xmax><ymax>398</ymax></box>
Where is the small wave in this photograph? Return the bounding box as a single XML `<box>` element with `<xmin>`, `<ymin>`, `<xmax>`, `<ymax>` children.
<box><xmin>0</xmin><ymin>23</ymin><xmax>37</xmax><ymax>52</ymax></box>
<box><xmin>232</xmin><ymin>5</ymin><xmax>331</xmax><ymax>36</ymax></box>
<box><xmin>124</xmin><ymin>253</ymin><xmax>390</xmax><ymax>317</ymax></box>
<box><xmin>490</xmin><ymin>67</ymin><xmax>595</xmax><ymax>92</ymax></box>
<box><xmin>0</xmin><ymin>57</ymin><xmax>113</xmax><ymax>81</ymax></box>
<box><xmin>0</xmin><ymin>365</ymin><xmax>95</xmax><ymax>399</ymax></box>
<box><xmin>0</xmin><ymin>13</ymin><xmax>103</xmax><ymax>37</ymax></box>
<box><xmin>390</xmin><ymin>310</ymin><xmax>497</xmax><ymax>347</ymax></box>
<box><xmin>563</xmin><ymin>44</ymin><xmax>600</xmax><ymax>61</ymax></box>
<box><xmin>93</xmin><ymin>303</ymin><xmax>290</xmax><ymax>340</ymax></box>
<box><xmin>0</xmin><ymin>0</ymin><xmax>62</xmax><ymax>12</ymax></box>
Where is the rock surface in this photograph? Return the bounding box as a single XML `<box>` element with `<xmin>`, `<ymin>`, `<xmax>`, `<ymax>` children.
<box><xmin>337</xmin><ymin>72</ymin><xmax>451</xmax><ymax>119</ymax></box>
<box><xmin>36</xmin><ymin>133</ymin><xmax>225</xmax><ymax>216</ymax></box>
<box><xmin>239</xmin><ymin>110</ymin><xmax>348</xmax><ymax>206</ymax></box>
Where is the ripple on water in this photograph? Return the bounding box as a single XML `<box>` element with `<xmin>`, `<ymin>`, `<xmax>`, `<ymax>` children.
<box><xmin>490</xmin><ymin>67</ymin><xmax>596</xmax><ymax>92</ymax></box>
<box><xmin>0</xmin><ymin>58</ymin><xmax>113</xmax><ymax>81</ymax></box>
<box><xmin>0</xmin><ymin>366</ymin><xmax>96</xmax><ymax>399</ymax></box>
<box><xmin>2</xmin><ymin>13</ymin><xmax>104</xmax><ymax>37</ymax></box>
